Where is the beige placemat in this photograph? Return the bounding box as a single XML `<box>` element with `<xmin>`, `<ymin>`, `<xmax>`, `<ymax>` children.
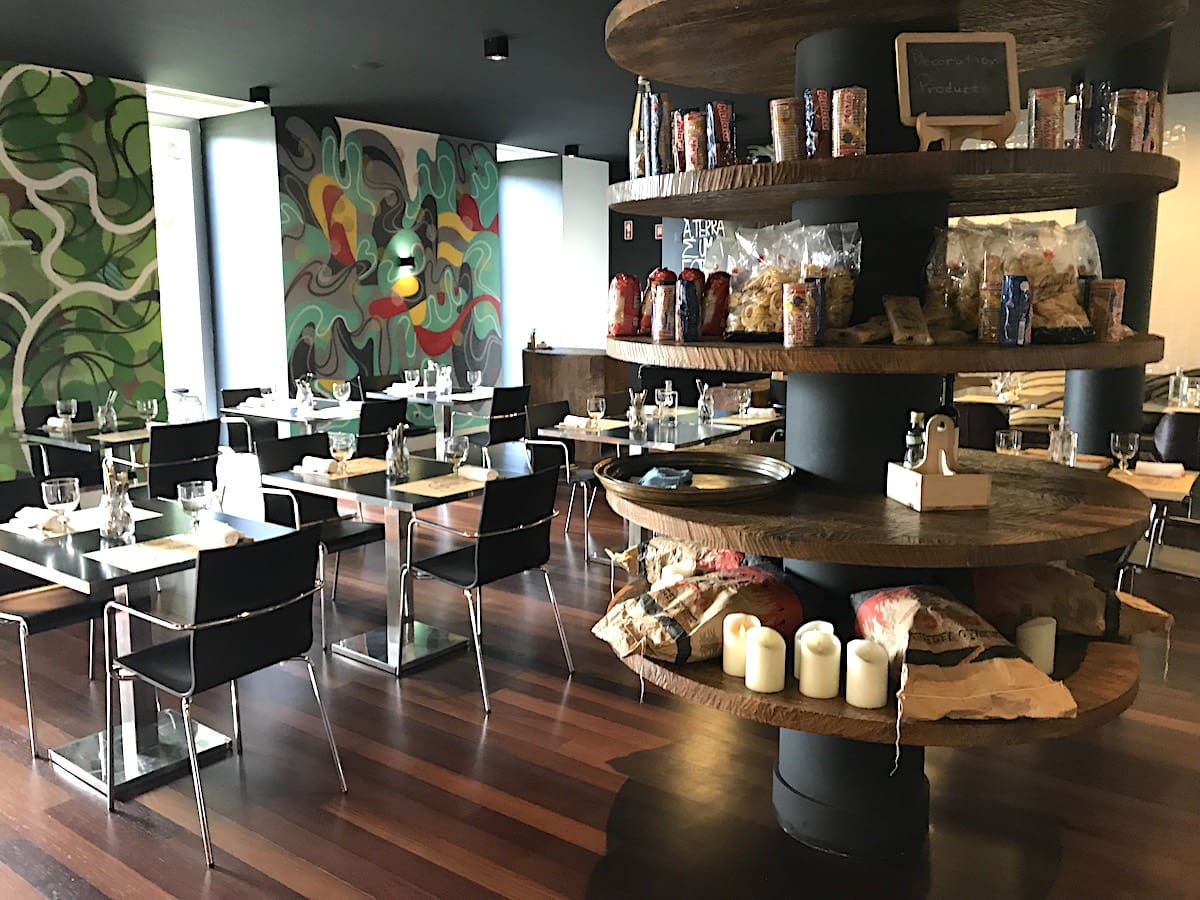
<box><xmin>712</xmin><ymin>413</ymin><xmax>783</xmax><ymax>426</ymax></box>
<box><xmin>1109</xmin><ymin>468</ymin><xmax>1198</xmax><ymax>501</ymax></box>
<box><xmin>84</xmin><ymin>529</ymin><xmax>243</xmax><ymax>572</ymax></box>
<box><xmin>94</xmin><ymin>428</ymin><xmax>150</xmax><ymax>443</ymax></box>
<box><xmin>555</xmin><ymin>418</ymin><xmax>628</xmax><ymax>432</ymax></box>
<box><xmin>395</xmin><ymin>473</ymin><xmax>487</xmax><ymax>498</ymax></box>
<box><xmin>292</xmin><ymin>457</ymin><xmax>389</xmax><ymax>477</ymax></box>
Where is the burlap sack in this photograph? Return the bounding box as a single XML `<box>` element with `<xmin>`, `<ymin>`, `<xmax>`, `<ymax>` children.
<box><xmin>642</xmin><ymin>536</ymin><xmax>747</xmax><ymax>584</ymax></box>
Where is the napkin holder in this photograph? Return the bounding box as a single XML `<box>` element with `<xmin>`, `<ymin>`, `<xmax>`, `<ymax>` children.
<box><xmin>886</xmin><ymin>413</ymin><xmax>991</xmax><ymax>511</ymax></box>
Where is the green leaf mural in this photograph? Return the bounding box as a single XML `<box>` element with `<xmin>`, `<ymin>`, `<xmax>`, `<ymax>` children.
<box><xmin>0</xmin><ymin>63</ymin><xmax>164</xmax><ymax>479</ymax></box>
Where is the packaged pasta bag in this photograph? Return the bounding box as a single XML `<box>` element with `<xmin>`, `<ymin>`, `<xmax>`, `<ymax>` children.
<box><xmin>725</xmin><ymin>224</ymin><xmax>795</xmax><ymax>338</ymax></box>
<box><xmin>1007</xmin><ymin>221</ymin><xmax>1090</xmax><ymax>340</ymax></box>
<box><xmin>923</xmin><ymin>226</ymin><xmax>955</xmax><ymax>328</ymax></box>
<box><xmin>802</xmin><ymin>225</ymin><xmax>851</xmax><ymax>327</ymax></box>
<box><xmin>830</xmin><ymin>222</ymin><xmax>861</xmax><ymax>328</ymax></box>
<box><xmin>977</xmin><ymin>224</ymin><xmax>1010</xmax><ymax>342</ymax></box>
<box><xmin>951</xmin><ymin>221</ymin><xmax>987</xmax><ymax>331</ymax></box>
<box><xmin>1066</xmin><ymin>222</ymin><xmax>1103</xmax><ymax>277</ymax></box>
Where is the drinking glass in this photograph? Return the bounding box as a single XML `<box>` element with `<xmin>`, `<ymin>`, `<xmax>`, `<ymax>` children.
<box><xmin>994</xmin><ymin>429</ymin><xmax>1022</xmax><ymax>456</ymax></box>
<box><xmin>1189</xmin><ymin>384</ymin><xmax>1200</xmax><ymax>409</ymax></box>
<box><xmin>446</xmin><ymin>435</ymin><xmax>470</xmax><ymax>473</ymax></box>
<box><xmin>1110</xmin><ymin>431</ymin><xmax>1140</xmax><ymax>473</ymax></box>
<box><xmin>135</xmin><ymin>398</ymin><xmax>158</xmax><ymax>426</ymax></box>
<box><xmin>586</xmin><ymin>396</ymin><xmax>607</xmax><ymax>429</ymax></box>
<box><xmin>328</xmin><ymin>432</ymin><xmax>357</xmax><ymax>477</ymax></box>
<box><xmin>55</xmin><ymin>399</ymin><xmax>77</xmax><ymax>426</ymax></box>
<box><xmin>261</xmin><ymin>385</ymin><xmax>274</xmax><ymax>401</ymax></box>
<box><xmin>654</xmin><ymin>387</ymin><xmax>667</xmax><ymax>418</ymax></box>
<box><xmin>404</xmin><ymin>369</ymin><xmax>421</xmax><ymax>388</ymax></box>
<box><xmin>467</xmin><ymin>370</ymin><xmax>483</xmax><ymax>390</ymax></box>
<box><xmin>332</xmin><ymin>381</ymin><xmax>352</xmax><ymax>405</ymax></box>
<box><xmin>737</xmin><ymin>388</ymin><xmax>752</xmax><ymax>419</ymax></box>
<box><xmin>41</xmin><ymin>477</ymin><xmax>80</xmax><ymax>533</ymax></box>
<box><xmin>177</xmin><ymin>480</ymin><xmax>213</xmax><ymax>531</ymax></box>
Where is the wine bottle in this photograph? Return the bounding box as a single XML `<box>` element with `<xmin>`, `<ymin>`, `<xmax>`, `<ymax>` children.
<box><xmin>934</xmin><ymin>374</ymin><xmax>958</xmax><ymax>426</ymax></box>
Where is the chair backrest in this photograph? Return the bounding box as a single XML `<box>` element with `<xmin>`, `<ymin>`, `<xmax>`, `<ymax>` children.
<box><xmin>254</xmin><ymin>433</ymin><xmax>340</xmax><ymax>525</ymax></box>
<box><xmin>349</xmin><ymin>374</ymin><xmax>397</xmax><ymax>401</ymax></box>
<box><xmin>219</xmin><ymin>388</ymin><xmax>277</xmax><ymax>453</ymax></box>
<box><xmin>147</xmin><ymin>419</ymin><xmax>220</xmax><ymax>499</ymax></box>
<box><xmin>0</xmin><ymin>477</ymin><xmax>51</xmax><ymax>594</ymax></box>
<box><xmin>1154</xmin><ymin>412</ymin><xmax>1200</xmax><ymax>469</ymax></box>
<box><xmin>604</xmin><ymin>391</ymin><xmax>631</xmax><ymax>419</ymax></box>
<box><xmin>357</xmin><ymin>400</ymin><xmax>408</xmax><ymax>458</ymax></box>
<box><xmin>487</xmin><ymin>385</ymin><xmax>531</xmax><ymax>446</ymax></box>
<box><xmin>525</xmin><ymin>400</ymin><xmax>574</xmax><ymax>470</ymax></box>
<box><xmin>22</xmin><ymin>402</ymin><xmax>102</xmax><ymax>486</ymax></box>
<box><xmin>221</xmin><ymin>388</ymin><xmax>260</xmax><ymax>408</ymax></box>
<box><xmin>473</xmin><ymin>467</ymin><xmax>558</xmax><ymax>586</ymax></box>
<box><xmin>188</xmin><ymin>529</ymin><xmax>321</xmax><ymax>694</ymax></box>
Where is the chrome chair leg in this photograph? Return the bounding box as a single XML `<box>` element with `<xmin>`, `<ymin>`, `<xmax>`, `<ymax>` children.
<box><xmin>302</xmin><ymin>656</ymin><xmax>347</xmax><ymax>792</ymax></box>
<box><xmin>230</xmin><ymin>681</ymin><xmax>243</xmax><ymax>754</ymax></box>
<box><xmin>464</xmin><ymin>589</ymin><xmax>490</xmax><ymax>713</ymax></box>
<box><xmin>564</xmin><ymin>483</ymin><xmax>577</xmax><ymax>533</ymax></box>
<box><xmin>585</xmin><ymin>483</ymin><xmax>598</xmax><ymax>519</ymax></box>
<box><xmin>474</xmin><ymin>587</ymin><xmax>483</xmax><ymax>640</ymax></box>
<box><xmin>88</xmin><ymin>620</ymin><xmax>95</xmax><ymax>681</ymax></box>
<box><xmin>104</xmin><ymin>615</ymin><xmax>114</xmax><ymax>810</ymax></box>
<box><xmin>319</xmin><ymin>544</ymin><xmax>329</xmax><ymax>651</ymax></box>
<box><xmin>329</xmin><ymin>553</ymin><xmax>341</xmax><ymax>603</ymax></box>
<box><xmin>540</xmin><ymin>568</ymin><xmax>574</xmax><ymax>674</ymax></box>
<box><xmin>180</xmin><ymin>696</ymin><xmax>214</xmax><ymax>867</ymax></box>
<box><xmin>18</xmin><ymin>623</ymin><xmax>38</xmax><ymax>759</ymax></box>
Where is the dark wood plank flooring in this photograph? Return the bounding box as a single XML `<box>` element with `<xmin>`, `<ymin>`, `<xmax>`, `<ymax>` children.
<box><xmin>0</xmin><ymin>486</ymin><xmax>1198</xmax><ymax>898</ymax></box>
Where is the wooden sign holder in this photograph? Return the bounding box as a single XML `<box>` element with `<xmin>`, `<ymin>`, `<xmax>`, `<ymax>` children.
<box><xmin>895</xmin><ymin>31</ymin><xmax>1020</xmax><ymax>152</ymax></box>
<box><xmin>886</xmin><ymin>414</ymin><xmax>992</xmax><ymax>511</ymax></box>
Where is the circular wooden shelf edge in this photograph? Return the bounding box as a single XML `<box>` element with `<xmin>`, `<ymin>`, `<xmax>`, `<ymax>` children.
<box><xmin>608</xmin><ymin>152</ymin><xmax>1180</xmax><ymax>220</ymax></box>
<box><xmin>604</xmin><ymin>450</ymin><xmax>1151</xmax><ymax>568</ymax></box>
<box><xmin>606</xmin><ymin>0</ymin><xmax>1185</xmax><ymax>96</ymax></box>
<box><xmin>621</xmin><ymin>638</ymin><xmax>1139</xmax><ymax>747</ymax></box>
<box><xmin>606</xmin><ymin>334</ymin><xmax>1164</xmax><ymax>375</ymax></box>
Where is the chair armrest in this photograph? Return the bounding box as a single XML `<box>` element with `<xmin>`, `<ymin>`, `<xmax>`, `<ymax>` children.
<box><xmin>409</xmin><ymin>509</ymin><xmax>559</xmax><ymax>541</ymax></box>
<box><xmin>523</xmin><ymin>438</ymin><xmax>571</xmax><ymax>476</ymax></box>
<box><xmin>104</xmin><ymin>599</ymin><xmax>191</xmax><ymax>632</ymax></box>
<box><xmin>104</xmin><ymin>581</ymin><xmax>324</xmax><ymax>635</ymax></box>
<box><xmin>410</xmin><ymin>517</ymin><xmax>480</xmax><ymax>539</ymax></box>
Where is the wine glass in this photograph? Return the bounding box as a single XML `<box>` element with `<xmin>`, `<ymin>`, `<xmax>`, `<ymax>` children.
<box><xmin>467</xmin><ymin>370</ymin><xmax>483</xmax><ymax>391</ymax></box>
<box><xmin>261</xmin><ymin>385</ymin><xmax>274</xmax><ymax>402</ymax></box>
<box><xmin>177</xmin><ymin>480</ymin><xmax>213</xmax><ymax>531</ymax></box>
<box><xmin>41</xmin><ymin>477</ymin><xmax>80</xmax><ymax>534</ymax></box>
<box><xmin>135</xmin><ymin>398</ymin><xmax>158</xmax><ymax>427</ymax></box>
<box><xmin>994</xmin><ymin>429</ymin><xmax>1022</xmax><ymax>456</ymax></box>
<box><xmin>737</xmin><ymin>388</ymin><xmax>752</xmax><ymax>419</ymax></box>
<box><xmin>446</xmin><ymin>435</ymin><xmax>470</xmax><ymax>473</ymax></box>
<box><xmin>55</xmin><ymin>399</ymin><xmax>77</xmax><ymax>428</ymax></box>
<box><xmin>332</xmin><ymin>380</ymin><xmax>352</xmax><ymax>405</ymax></box>
<box><xmin>404</xmin><ymin>369</ymin><xmax>420</xmax><ymax>388</ymax></box>
<box><xmin>1110</xmin><ymin>431</ymin><xmax>1140</xmax><ymax>473</ymax></box>
<box><xmin>587</xmin><ymin>396</ymin><xmax>607</xmax><ymax>430</ymax></box>
<box><xmin>328</xmin><ymin>432</ymin><xmax>357</xmax><ymax>477</ymax></box>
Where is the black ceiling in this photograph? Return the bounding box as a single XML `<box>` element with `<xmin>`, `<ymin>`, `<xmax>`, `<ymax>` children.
<box><xmin>2</xmin><ymin>1</ymin><xmax>1197</xmax><ymax>174</ymax></box>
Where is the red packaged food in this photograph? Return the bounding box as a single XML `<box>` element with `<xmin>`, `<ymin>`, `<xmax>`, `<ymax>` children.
<box><xmin>640</xmin><ymin>267</ymin><xmax>677</xmax><ymax>334</ymax></box>
<box><xmin>679</xmin><ymin>267</ymin><xmax>705</xmax><ymax>290</ymax></box>
<box><xmin>702</xmin><ymin>271</ymin><xmax>730</xmax><ymax>336</ymax></box>
<box><xmin>607</xmin><ymin>273</ymin><xmax>642</xmax><ymax>336</ymax></box>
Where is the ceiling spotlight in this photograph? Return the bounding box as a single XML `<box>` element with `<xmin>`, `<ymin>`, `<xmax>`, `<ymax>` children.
<box><xmin>563</xmin><ymin>143</ymin><xmax>579</xmax><ymax>157</ymax></box>
<box><xmin>484</xmin><ymin>35</ymin><xmax>509</xmax><ymax>61</ymax></box>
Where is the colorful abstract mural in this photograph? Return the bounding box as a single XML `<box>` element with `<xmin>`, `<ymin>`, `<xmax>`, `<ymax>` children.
<box><xmin>277</xmin><ymin>114</ymin><xmax>501</xmax><ymax>388</ymax></box>
<box><xmin>0</xmin><ymin>63</ymin><xmax>162</xmax><ymax>478</ymax></box>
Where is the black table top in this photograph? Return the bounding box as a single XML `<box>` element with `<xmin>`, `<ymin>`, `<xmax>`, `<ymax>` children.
<box><xmin>15</xmin><ymin>420</ymin><xmax>150</xmax><ymax>453</ymax></box>
<box><xmin>0</xmin><ymin>499</ymin><xmax>291</xmax><ymax>596</ymax></box>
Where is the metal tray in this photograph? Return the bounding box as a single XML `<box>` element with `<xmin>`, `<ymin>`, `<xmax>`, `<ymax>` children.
<box><xmin>595</xmin><ymin>450</ymin><xmax>795</xmax><ymax>506</ymax></box>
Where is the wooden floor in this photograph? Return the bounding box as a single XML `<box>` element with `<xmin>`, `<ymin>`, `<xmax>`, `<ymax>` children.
<box><xmin>0</xmin><ymin>486</ymin><xmax>1198</xmax><ymax>899</ymax></box>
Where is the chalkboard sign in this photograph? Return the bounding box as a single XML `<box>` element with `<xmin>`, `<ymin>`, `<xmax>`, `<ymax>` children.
<box><xmin>895</xmin><ymin>32</ymin><xmax>1018</xmax><ymax>126</ymax></box>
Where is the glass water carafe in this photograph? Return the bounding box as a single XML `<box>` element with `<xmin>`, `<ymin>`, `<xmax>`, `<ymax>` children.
<box><xmin>386</xmin><ymin>425</ymin><xmax>410</xmax><ymax>480</ymax></box>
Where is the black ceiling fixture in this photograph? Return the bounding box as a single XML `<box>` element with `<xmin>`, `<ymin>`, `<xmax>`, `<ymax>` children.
<box><xmin>563</xmin><ymin>143</ymin><xmax>579</xmax><ymax>157</ymax></box>
<box><xmin>484</xmin><ymin>34</ymin><xmax>509</xmax><ymax>61</ymax></box>
<box><xmin>248</xmin><ymin>84</ymin><xmax>271</xmax><ymax>104</ymax></box>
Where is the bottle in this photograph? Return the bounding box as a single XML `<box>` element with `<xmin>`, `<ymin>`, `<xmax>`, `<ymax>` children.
<box><xmin>386</xmin><ymin>425</ymin><xmax>410</xmax><ymax>481</ymax></box>
<box><xmin>629</xmin><ymin>76</ymin><xmax>651</xmax><ymax>179</ymax></box>
<box><xmin>1168</xmin><ymin>366</ymin><xmax>1185</xmax><ymax>407</ymax></box>
<box><xmin>904</xmin><ymin>411</ymin><xmax>926</xmax><ymax>468</ymax></box>
<box><xmin>934</xmin><ymin>374</ymin><xmax>958</xmax><ymax>426</ymax></box>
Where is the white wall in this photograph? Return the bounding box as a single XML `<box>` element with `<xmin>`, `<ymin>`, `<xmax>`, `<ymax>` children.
<box><xmin>560</xmin><ymin>156</ymin><xmax>610</xmax><ymax>350</ymax></box>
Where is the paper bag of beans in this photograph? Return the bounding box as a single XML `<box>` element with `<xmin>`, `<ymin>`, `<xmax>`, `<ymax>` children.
<box><xmin>852</xmin><ymin>585</ymin><xmax>1078</xmax><ymax>722</ymax></box>
<box><xmin>643</xmin><ymin>535</ymin><xmax>747</xmax><ymax>584</ymax></box>
<box><xmin>639</xmin><ymin>267</ymin><xmax>677</xmax><ymax>335</ymax></box>
<box><xmin>607</xmin><ymin>273</ymin><xmax>642</xmax><ymax>336</ymax></box>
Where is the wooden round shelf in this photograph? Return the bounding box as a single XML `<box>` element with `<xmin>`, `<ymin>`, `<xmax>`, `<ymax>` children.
<box><xmin>604</xmin><ymin>450</ymin><xmax>1150</xmax><ymax>568</ymax></box>
<box><xmin>621</xmin><ymin>637</ymin><xmax>1138</xmax><ymax>747</ymax></box>
<box><xmin>608</xmin><ymin>152</ymin><xmax>1181</xmax><ymax>221</ymax></box>
<box><xmin>606</xmin><ymin>0</ymin><xmax>1185</xmax><ymax>96</ymax></box>
<box><xmin>607</xmin><ymin>333</ymin><xmax>1164</xmax><ymax>375</ymax></box>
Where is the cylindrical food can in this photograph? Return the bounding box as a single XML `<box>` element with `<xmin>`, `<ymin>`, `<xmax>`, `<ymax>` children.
<box><xmin>770</xmin><ymin>97</ymin><xmax>804</xmax><ymax>162</ymax></box>
<box><xmin>1027</xmin><ymin>87</ymin><xmax>1065</xmax><ymax>149</ymax></box>
<box><xmin>783</xmin><ymin>280</ymin><xmax>825</xmax><ymax>348</ymax></box>
<box><xmin>1000</xmin><ymin>275</ymin><xmax>1032</xmax><ymax>346</ymax></box>
<box><xmin>683</xmin><ymin>110</ymin><xmax>708</xmax><ymax>171</ymax></box>
<box><xmin>1107</xmin><ymin>88</ymin><xmax>1149</xmax><ymax>152</ymax></box>
<box><xmin>804</xmin><ymin>89</ymin><xmax>832</xmax><ymax>158</ymax></box>
<box><xmin>650</xmin><ymin>283</ymin><xmax>677</xmax><ymax>342</ymax></box>
<box><xmin>675</xmin><ymin>278</ymin><xmax>701</xmax><ymax>342</ymax></box>
<box><xmin>832</xmin><ymin>86</ymin><xmax>867</xmax><ymax>157</ymax></box>
<box><xmin>1088</xmin><ymin>278</ymin><xmax>1126</xmax><ymax>342</ymax></box>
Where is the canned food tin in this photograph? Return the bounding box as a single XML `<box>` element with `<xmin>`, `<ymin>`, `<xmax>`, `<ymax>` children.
<box><xmin>832</xmin><ymin>86</ymin><xmax>867</xmax><ymax>157</ymax></box>
<box><xmin>783</xmin><ymin>280</ymin><xmax>825</xmax><ymax>348</ymax></box>
<box><xmin>1027</xmin><ymin>87</ymin><xmax>1065</xmax><ymax>149</ymax></box>
<box><xmin>770</xmin><ymin>97</ymin><xmax>804</xmax><ymax>162</ymax></box>
<box><xmin>683</xmin><ymin>111</ymin><xmax>708</xmax><ymax>171</ymax></box>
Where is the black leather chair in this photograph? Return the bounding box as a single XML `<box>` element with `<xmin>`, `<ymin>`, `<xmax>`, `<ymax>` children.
<box><xmin>0</xmin><ymin>477</ymin><xmax>106</xmax><ymax>758</ymax></box>
<box><xmin>469</xmin><ymin>386</ymin><xmax>531</xmax><ymax>465</ymax></box>
<box><xmin>356</xmin><ymin>399</ymin><xmax>408</xmax><ymax>459</ymax></box>
<box><xmin>349</xmin><ymin>373</ymin><xmax>398</xmax><ymax>400</ymax></box>
<box><xmin>1154</xmin><ymin>412</ymin><xmax>1200</xmax><ymax>472</ymax></box>
<box><xmin>525</xmin><ymin>401</ymin><xmax>599</xmax><ymax>538</ymax></box>
<box><xmin>147</xmin><ymin>420</ymin><xmax>220</xmax><ymax>500</ymax></box>
<box><xmin>104</xmin><ymin>529</ymin><xmax>345</xmax><ymax>866</ymax></box>
<box><xmin>23</xmin><ymin>401</ymin><xmax>102</xmax><ymax>487</ymax></box>
<box><xmin>403</xmin><ymin>467</ymin><xmax>572</xmax><ymax>712</ymax></box>
<box><xmin>220</xmin><ymin>388</ymin><xmax>277</xmax><ymax>453</ymax></box>
<box><xmin>255</xmin><ymin>434</ymin><xmax>385</xmax><ymax>645</ymax></box>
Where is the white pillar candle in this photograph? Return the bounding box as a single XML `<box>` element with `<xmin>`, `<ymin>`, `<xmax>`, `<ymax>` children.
<box><xmin>1016</xmin><ymin>616</ymin><xmax>1057</xmax><ymax>675</ymax></box>
<box><xmin>744</xmin><ymin>626</ymin><xmax>786</xmax><ymax>693</ymax></box>
<box><xmin>793</xmin><ymin>620</ymin><xmax>835</xmax><ymax>680</ymax></box>
<box><xmin>722</xmin><ymin>613</ymin><xmax>761</xmax><ymax>678</ymax></box>
<box><xmin>845</xmin><ymin>639</ymin><xmax>890</xmax><ymax>709</ymax></box>
<box><xmin>799</xmin><ymin>631</ymin><xmax>842</xmax><ymax>699</ymax></box>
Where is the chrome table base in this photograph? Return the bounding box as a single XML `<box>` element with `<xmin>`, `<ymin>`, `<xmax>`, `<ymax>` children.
<box><xmin>331</xmin><ymin>621</ymin><xmax>469</xmax><ymax>676</ymax></box>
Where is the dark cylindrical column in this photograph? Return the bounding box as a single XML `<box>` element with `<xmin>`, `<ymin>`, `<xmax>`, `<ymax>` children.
<box><xmin>1067</xmin><ymin>27</ymin><xmax>1172</xmax><ymax>455</ymax></box>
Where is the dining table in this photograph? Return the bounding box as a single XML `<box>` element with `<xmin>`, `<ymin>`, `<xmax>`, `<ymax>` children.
<box><xmin>219</xmin><ymin>398</ymin><xmax>362</xmax><ymax>435</ymax></box>
<box><xmin>0</xmin><ymin>499</ymin><xmax>291</xmax><ymax>800</ymax></box>
<box><xmin>262</xmin><ymin>450</ymin><xmax>530</xmax><ymax>677</ymax></box>
<box><xmin>366</xmin><ymin>385</ymin><xmax>493</xmax><ymax>458</ymax></box>
<box><xmin>16</xmin><ymin>419</ymin><xmax>150</xmax><ymax>465</ymax></box>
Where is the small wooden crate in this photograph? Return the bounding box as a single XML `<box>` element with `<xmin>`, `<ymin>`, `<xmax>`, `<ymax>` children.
<box><xmin>886</xmin><ymin>462</ymin><xmax>991</xmax><ymax>511</ymax></box>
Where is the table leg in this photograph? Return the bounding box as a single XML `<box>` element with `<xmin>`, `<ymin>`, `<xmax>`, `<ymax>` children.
<box><xmin>435</xmin><ymin>401</ymin><xmax>452</xmax><ymax>460</ymax></box>
<box><xmin>330</xmin><ymin>506</ymin><xmax>469</xmax><ymax>676</ymax></box>
<box><xmin>587</xmin><ymin>444</ymin><xmax>642</xmax><ymax>566</ymax></box>
<box><xmin>48</xmin><ymin>581</ymin><xmax>231</xmax><ymax>800</ymax></box>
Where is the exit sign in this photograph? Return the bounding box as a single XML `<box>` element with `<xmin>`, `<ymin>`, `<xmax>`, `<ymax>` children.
<box><xmin>654</xmin><ymin>223</ymin><xmax>663</xmax><ymax>240</ymax></box>
<box><xmin>623</xmin><ymin>219</ymin><xmax>633</xmax><ymax>241</ymax></box>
